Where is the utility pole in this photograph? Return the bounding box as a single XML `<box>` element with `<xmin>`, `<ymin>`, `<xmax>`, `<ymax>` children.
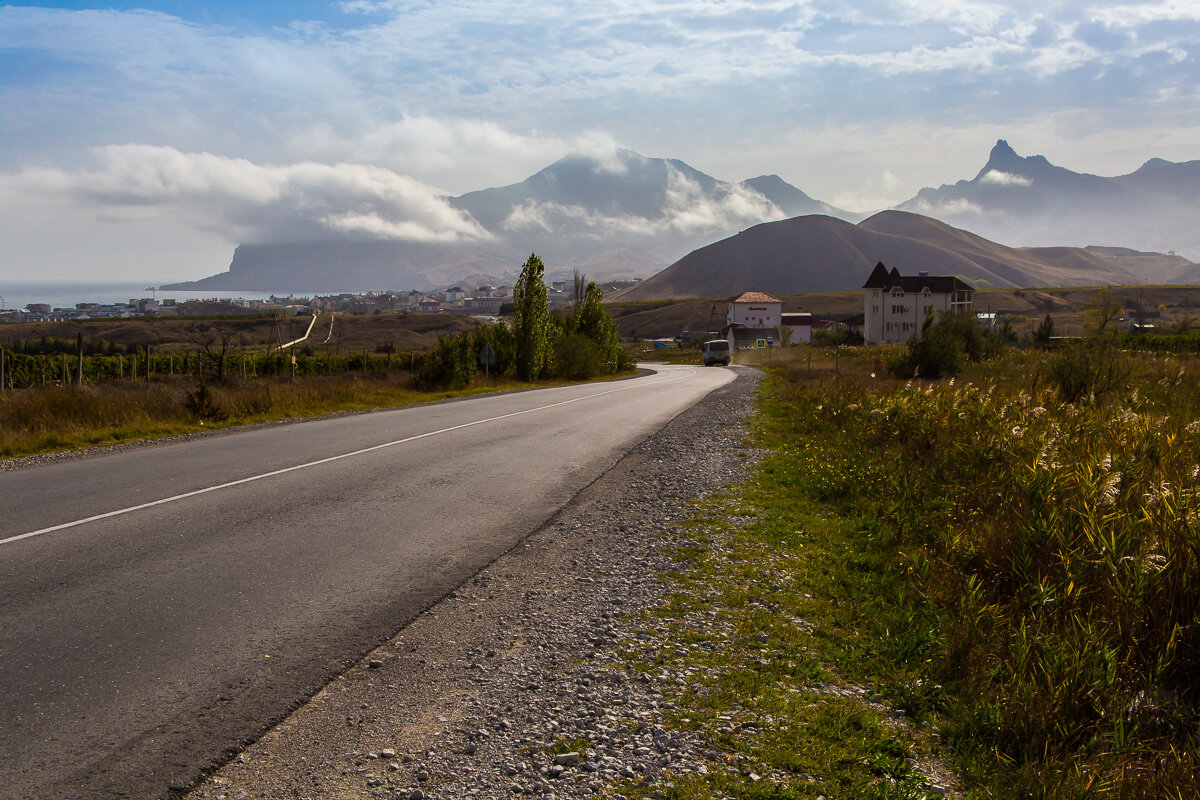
<box><xmin>834</xmin><ymin>321</ymin><xmax>840</xmax><ymax>378</ymax></box>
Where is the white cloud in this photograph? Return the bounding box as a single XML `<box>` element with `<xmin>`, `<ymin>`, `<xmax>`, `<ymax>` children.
<box><xmin>500</xmin><ymin>164</ymin><xmax>783</xmax><ymax>236</ymax></box>
<box><xmin>286</xmin><ymin>119</ymin><xmax>621</xmax><ymax>194</ymax></box>
<box><xmin>1090</xmin><ymin>1</ymin><xmax>1200</xmax><ymax>28</ymax></box>
<box><xmin>906</xmin><ymin>197</ymin><xmax>986</xmax><ymax>216</ymax></box>
<box><xmin>980</xmin><ymin>169</ymin><xmax>1034</xmax><ymax>186</ymax></box>
<box><xmin>830</xmin><ymin>170</ymin><xmax>902</xmax><ymax>214</ymax></box>
<box><xmin>3</xmin><ymin>145</ymin><xmax>490</xmax><ymax>245</ymax></box>
<box><xmin>3</xmin><ymin>2</ymin><xmax>1200</xmax><ymax>281</ymax></box>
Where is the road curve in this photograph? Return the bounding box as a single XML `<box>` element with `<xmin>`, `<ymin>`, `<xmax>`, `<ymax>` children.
<box><xmin>0</xmin><ymin>365</ymin><xmax>733</xmax><ymax>800</ymax></box>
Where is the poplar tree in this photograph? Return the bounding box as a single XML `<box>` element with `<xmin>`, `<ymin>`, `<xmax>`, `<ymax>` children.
<box><xmin>575</xmin><ymin>281</ymin><xmax>622</xmax><ymax>372</ymax></box>
<box><xmin>512</xmin><ymin>253</ymin><xmax>551</xmax><ymax>381</ymax></box>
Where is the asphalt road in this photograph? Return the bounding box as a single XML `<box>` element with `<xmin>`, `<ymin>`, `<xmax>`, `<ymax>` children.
<box><xmin>0</xmin><ymin>365</ymin><xmax>735</xmax><ymax>800</ymax></box>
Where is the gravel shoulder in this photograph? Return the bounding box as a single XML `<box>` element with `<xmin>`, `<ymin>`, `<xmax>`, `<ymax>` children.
<box><xmin>188</xmin><ymin>366</ymin><xmax>762</xmax><ymax>800</ymax></box>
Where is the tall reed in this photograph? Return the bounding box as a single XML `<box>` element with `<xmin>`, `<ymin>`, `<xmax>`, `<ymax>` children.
<box><xmin>770</xmin><ymin>348</ymin><xmax>1200</xmax><ymax>797</ymax></box>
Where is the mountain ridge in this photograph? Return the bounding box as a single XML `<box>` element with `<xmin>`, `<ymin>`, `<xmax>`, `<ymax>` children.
<box><xmin>164</xmin><ymin>140</ymin><xmax>1199</xmax><ymax>293</ymax></box>
<box><xmin>900</xmin><ymin>139</ymin><xmax>1199</xmax><ymax>260</ymax></box>
<box><xmin>166</xmin><ymin>150</ymin><xmax>838</xmax><ymax>292</ymax></box>
<box><xmin>610</xmin><ymin>209</ymin><xmax>1194</xmax><ymax>302</ymax></box>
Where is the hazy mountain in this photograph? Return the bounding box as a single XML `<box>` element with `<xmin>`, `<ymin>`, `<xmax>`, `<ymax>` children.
<box><xmin>164</xmin><ymin>141</ymin><xmax>1198</xmax><ymax>294</ymax></box>
<box><xmin>740</xmin><ymin>174</ymin><xmax>860</xmax><ymax>220</ymax></box>
<box><xmin>610</xmin><ymin>210</ymin><xmax>1155</xmax><ymax>301</ymax></box>
<box><xmin>1082</xmin><ymin>246</ymin><xmax>1199</xmax><ymax>284</ymax></box>
<box><xmin>899</xmin><ymin>140</ymin><xmax>1200</xmax><ymax>260</ymax></box>
<box><xmin>167</xmin><ymin>150</ymin><xmax>845</xmax><ymax>292</ymax></box>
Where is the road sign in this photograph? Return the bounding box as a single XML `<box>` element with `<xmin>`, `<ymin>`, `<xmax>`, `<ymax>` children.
<box><xmin>756</xmin><ymin>338</ymin><xmax>766</xmax><ymax>349</ymax></box>
<box><xmin>479</xmin><ymin>342</ymin><xmax>496</xmax><ymax>366</ymax></box>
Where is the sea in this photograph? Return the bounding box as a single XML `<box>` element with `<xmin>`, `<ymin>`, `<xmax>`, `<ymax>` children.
<box><xmin>0</xmin><ymin>282</ymin><xmax>319</xmax><ymax>311</ymax></box>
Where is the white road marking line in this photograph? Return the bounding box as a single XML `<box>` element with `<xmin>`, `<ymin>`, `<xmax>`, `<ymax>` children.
<box><xmin>1</xmin><ymin>366</ymin><xmax>700</xmax><ymax>547</ymax></box>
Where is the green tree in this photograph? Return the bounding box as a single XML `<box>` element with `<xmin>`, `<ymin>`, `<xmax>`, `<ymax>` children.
<box><xmin>512</xmin><ymin>253</ymin><xmax>552</xmax><ymax>381</ymax></box>
<box><xmin>574</xmin><ymin>281</ymin><xmax>623</xmax><ymax>373</ymax></box>
<box><xmin>1034</xmin><ymin>313</ymin><xmax>1055</xmax><ymax>345</ymax></box>
<box><xmin>1085</xmin><ymin>286</ymin><xmax>1123</xmax><ymax>337</ymax></box>
<box><xmin>887</xmin><ymin>309</ymin><xmax>971</xmax><ymax>379</ymax></box>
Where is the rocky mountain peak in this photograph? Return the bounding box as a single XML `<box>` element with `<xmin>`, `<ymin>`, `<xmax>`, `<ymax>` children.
<box><xmin>975</xmin><ymin>139</ymin><xmax>1056</xmax><ymax>181</ymax></box>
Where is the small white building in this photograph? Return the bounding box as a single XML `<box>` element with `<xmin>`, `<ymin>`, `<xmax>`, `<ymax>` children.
<box><xmin>445</xmin><ymin>286</ymin><xmax>466</xmax><ymax>303</ymax></box>
<box><xmin>780</xmin><ymin>312</ymin><xmax>813</xmax><ymax>344</ymax></box>
<box><xmin>862</xmin><ymin>263</ymin><xmax>974</xmax><ymax>345</ymax></box>
<box><xmin>727</xmin><ymin>291</ymin><xmax>782</xmax><ymax>329</ymax></box>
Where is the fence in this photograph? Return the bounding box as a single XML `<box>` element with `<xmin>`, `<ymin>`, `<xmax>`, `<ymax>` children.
<box><xmin>0</xmin><ymin>349</ymin><xmax>416</xmax><ymax>392</ymax></box>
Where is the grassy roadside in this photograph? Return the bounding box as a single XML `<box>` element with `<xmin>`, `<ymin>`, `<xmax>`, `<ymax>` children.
<box><xmin>0</xmin><ymin>370</ymin><xmax>589</xmax><ymax>460</ymax></box>
<box><xmin>614</xmin><ymin>362</ymin><xmax>953</xmax><ymax>799</ymax></box>
<box><xmin>616</xmin><ymin>346</ymin><xmax>1200</xmax><ymax>799</ymax></box>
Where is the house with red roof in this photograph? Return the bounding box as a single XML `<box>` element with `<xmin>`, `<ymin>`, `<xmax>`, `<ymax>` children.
<box><xmin>727</xmin><ymin>291</ymin><xmax>782</xmax><ymax>329</ymax></box>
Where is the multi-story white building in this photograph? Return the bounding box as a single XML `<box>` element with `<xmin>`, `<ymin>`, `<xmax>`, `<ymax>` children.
<box><xmin>862</xmin><ymin>263</ymin><xmax>974</xmax><ymax>344</ymax></box>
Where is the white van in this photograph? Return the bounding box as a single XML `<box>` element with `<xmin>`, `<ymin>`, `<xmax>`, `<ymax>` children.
<box><xmin>702</xmin><ymin>339</ymin><xmax>731</xmax><ymax>366</ymax></box>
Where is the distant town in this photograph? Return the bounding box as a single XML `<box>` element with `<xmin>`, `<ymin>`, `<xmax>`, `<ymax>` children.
<box><xmin>0</xmin><ymin>280</ymin><xmax>641</xmax><ymax>323</ymax></box>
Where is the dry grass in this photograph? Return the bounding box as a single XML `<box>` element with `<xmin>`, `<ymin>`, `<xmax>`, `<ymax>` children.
<box><xmin>0</xmin><ymin>370</ymin><xmax>523</xmax><ymax>459</ymax></box>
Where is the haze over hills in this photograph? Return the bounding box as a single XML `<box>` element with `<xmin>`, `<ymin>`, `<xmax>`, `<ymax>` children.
<box><xmin>740</xmin><ymin>174</ymin><xmax>858</xmax><ymax>221</ymax></box>
<box><xmin>167</xmin><ymin>150</ymin><xmax>848</xmax><ymax>292</ymax></box>
<box><xmin>163</xmin><ymin>141</ymin><xmax>1199</xmax><ymax>294</ymax></box>
<box><xmin>900</xmin><ymin>140</ymin><xmax>1200</xmax><ymax>261</ymax></box>
<box><xmin>611</xmin><ymin>210</ymin><xmax>1196</xmax><ymax>302</ymax></box>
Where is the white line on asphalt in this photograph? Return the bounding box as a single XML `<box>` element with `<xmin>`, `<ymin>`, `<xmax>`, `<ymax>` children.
<box><xmin>1</xmin><ymin>366</ymin><xmax>702</xmax><ymax>547</ymax></box>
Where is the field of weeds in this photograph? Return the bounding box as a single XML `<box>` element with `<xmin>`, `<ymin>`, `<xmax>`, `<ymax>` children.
<box><xmin>764</xmin><ymin>346</ymin><xmax>1200</xmax><ymax>797</ymax></box>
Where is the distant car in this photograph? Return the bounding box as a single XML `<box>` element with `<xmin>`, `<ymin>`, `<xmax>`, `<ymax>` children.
<box><xmin>702</xmin><ymin>339</ymin><xmax>731</xmax><ymax>366</ymax></box>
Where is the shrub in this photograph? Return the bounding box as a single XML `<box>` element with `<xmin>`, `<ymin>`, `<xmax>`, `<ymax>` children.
<box><xmin>415</xmin><ymin>332</ymin><xmax>476</xmax><ymax>389</ymax></box>
<box><xmin>183</xmin><ymin>382</ymin><xmax>228</xmax><ymax>421</ymax></box>
<box><xmin>1048</xmin><ymin>339</ymin><xmax>1129</xmax><ymax>403</ymax></box>
<box><xmin>887</xmin><ymin>311</ymin><xmax>966</xmax><ymax>379</ymax></box>
<box><xmin>552</xmin><ymin>333</ymin><xmax>603</xmax><ymax>380</ymax></box>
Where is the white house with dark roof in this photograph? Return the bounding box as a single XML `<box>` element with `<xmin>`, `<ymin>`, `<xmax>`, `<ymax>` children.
<box><xmin>862</xmin><ymin>263</ymin><xmax>974</xmax><ymax>344</ymax></box>
<box><xmin>780</xmin><ymin>312</ymin><xmax>813</xmax><ymax>344</ymax></box>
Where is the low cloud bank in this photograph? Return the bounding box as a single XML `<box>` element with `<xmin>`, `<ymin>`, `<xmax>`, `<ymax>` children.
<box><xmin>501</xmin><ymin>165</ymin><xmax>783</xmax><ymax>237</ymax></box>
<box><xmin>980</xmin><ymin>169</ymin><xmax>1034</xmax><ymax>186</ymax></box>
<box><xmin>2</xmin><ymin>145</ymin><xmax>490</xmax><ymax>244</ymax></box>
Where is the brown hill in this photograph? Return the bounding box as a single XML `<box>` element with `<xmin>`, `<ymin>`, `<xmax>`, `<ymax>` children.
<box><xmin>611</xmin><ymin>211</ymin><xmax>1140</xmax><ymax>301</ymax></box>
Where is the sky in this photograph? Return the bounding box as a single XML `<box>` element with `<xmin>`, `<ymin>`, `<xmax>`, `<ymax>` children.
<box><xmin>1</xmin><ymin>0</ymin><xmax>1198</xmax><ymax>283</ymax></box>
